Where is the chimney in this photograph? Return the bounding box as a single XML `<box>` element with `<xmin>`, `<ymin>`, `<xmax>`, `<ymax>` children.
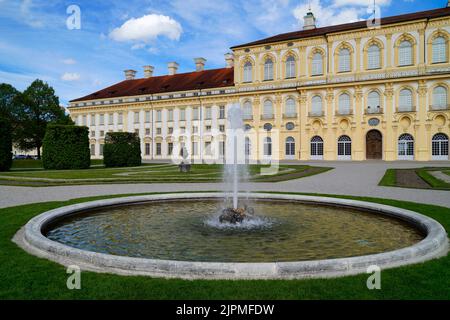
<box><xmin>124</xmin><ymin>69</ymin><xmax>137</xmax><ymax>80</ymax></box>
<box><xmin>303</xmin><ymin>11</ymin><xmax>316</xmax><ymax>30</ymax></box>
<box><xmin>168</xmin><ymin>62</ymin><xmax>179</xmax><ymax>75</ymax></box>
<box><xmin>224</xmin><ymin>53</ymin><xmax>234</xmax><ymax>68</ymax></box>
<box><xmin>143</xmin><ymin>66</ymin><xmax>154</xmax><ymax>78</ymax></box>
<box><xmin>194</xmin><ymin>58</ymin><xmax>206</xmax><ymax>72</ymax></box>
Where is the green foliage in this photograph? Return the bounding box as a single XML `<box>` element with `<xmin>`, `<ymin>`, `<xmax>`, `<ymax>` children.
<box><xmin>0</xmin><ymin>118</ymin><xmax>12</xmax><ymax>171</ymax></box>
<box><xmin>103</xmin><ymin>132</ymin><xmax>141</xmax><ymax>168</ymax></box>
<box><xmin>0</xmin><ymin>83</ymin><xmax>20</xmax><ymax>122</ymax></box>
<box><xmin>14</xmin><ymin>79</ymin><xmax>72</xmax><ymax>158</ymax></box>
<box><xmin>42</xmin><ymin>125</ymin><xmax>90</xmax><ymax>170</ymax></box>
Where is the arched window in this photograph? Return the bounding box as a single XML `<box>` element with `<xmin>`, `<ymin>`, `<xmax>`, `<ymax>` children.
<box><xmin>245</xmin><ymin>137</ymin><xmax>251</xmax><ymax>157</ymax></box>
<box><xmin>368</xmin><ymin>91</ymin><xmax>381</xmax><ymax>114</ymax></box>
<box><xmin>311</xmin><ymin>95</ymin><xmax>323</xmax><ymax>115</ymax></box>
<box><xmin>312</xmin><ymin>52</ymin><xmax>323</xmax><ymax>75</ymax></box>
<box><xmin>263</xmin><ymin>137</ymin><xmax>272</xmax><ymax>156</ymax></box>
<box><xmin>243</xmin><ymin>101</ymin><xmax>253</xmax><ymax>119</ymax></box>
<box><xmin>433</xmin><ymin>86</ymin><xmax>447</xmax><ymax>110</ymax></box>
<box><xmin>367</xmin><ymin>45</ymin><xmax>381</xmax><ymax>69</ymax></box>
<box><xmin>399</xmin><ymin>89</ymin><xmax>413</xmax><ymax>112</ymax></box>
<box><xmin>264</xmin><ymin>58</ymin><xmax>274</xmax><ymax>81</ymax></box>
<box><xmin>263</xmin><ymin>100</ymin><xmax>274</xmax><ymax>119</ymax></box>
<box><xmin>432</xmin><ymin>133</ymin><xmax>449</xmax><ymax>160</ymax></box>
<box><xmin>285</xmin><ymin>56</ymin><xmax>296</xmax><ymax>78</ymax></box>
<box><xmin>338</xmin><ymin>93</ymin><xmax>351</xmax><ymax>115</ymax></box>
<box><xmin>285</xmin><ymin>98</ymin><xmax>296</xmax><ymax>117</ymax></box>
<box><xmin>398</xmin><ymin>134</ymin><xmax>414</xmax><ymax>160</ymax></box>
<box><xmin>399</xmin><ymin>40</ymin><xmax>413</xmax><ymax>66</ymax></box>
<box><xmin>338</xmin><ymin>48</ymin><xmax>351</xmax><ymax>72</ymax></box>
<box><xmin>285</xmin><ymin>137</ymin><xmax>295</xmax><ymax>157</ymax></box>
<box><xmin>432</xmin><ymin>36</ymin><xmax>447</xmax><ymax>64</ymax></box>
<box><xmin>338</xmin><ymin>135</ymin><xmax>352</xmax><ymax>159</ymax></box>
<box><xmin>311</xmin><ymin>136</ymin><xmax>324</xmax><ymax>159</ymax></box>
<box><xmin>243</xmin><ymin>61</ymin><xmax>253</xmax><ymax>83</ymax></box>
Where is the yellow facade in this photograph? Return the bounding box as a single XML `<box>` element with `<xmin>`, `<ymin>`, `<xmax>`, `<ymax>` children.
<box><xmin>69</xmin><ymin>11</ymin><xmax>450</xmax><ymax>162</ymax></box>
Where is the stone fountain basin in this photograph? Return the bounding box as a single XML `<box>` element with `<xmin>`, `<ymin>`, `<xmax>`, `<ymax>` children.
<box><xmin>15</xmin><ymin>193</ymin><xmax>448</xmax><ymax>280</ymax></box>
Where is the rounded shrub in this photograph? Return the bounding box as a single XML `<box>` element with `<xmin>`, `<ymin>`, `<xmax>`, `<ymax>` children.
<box><xmin>0</xmin><ymin>118</ymin><xmax>12</xmax><ymax>171</ymax></box>
<box><xmin>42</xmin><ymin>125</ymin><xmax>90</xmax><ymax>170</ymax></box>
<box><xmin>103</xmin><ymin>132</ymin><xmax>141</xmax><ymax>168</ymax></box>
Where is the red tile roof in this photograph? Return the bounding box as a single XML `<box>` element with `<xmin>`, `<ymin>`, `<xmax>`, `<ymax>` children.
<box><xmin>231</xmin><ymin>7</ymin><xmax>450</xmax><ymax>49</ymax></box>
<box><xmin>71</xmin><ymin>67</ymin><xmax>234</xmax><ymax>102</ymax></box>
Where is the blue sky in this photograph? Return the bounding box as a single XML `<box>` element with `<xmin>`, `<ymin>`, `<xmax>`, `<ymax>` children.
<box><xmin>0</xmin><ymin>0</ymin><xmax>446</xmax><ymax>106</ymax></box>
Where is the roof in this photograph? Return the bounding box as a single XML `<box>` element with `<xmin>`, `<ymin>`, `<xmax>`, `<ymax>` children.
<box><xmin>71</xmin><ymin>67</ymin><xmax>234</xmax><ymax>102</ymax></box>
<box><xmin>231</xmin><ymin>6</ymin><xmax>450</xmax><ymax>49</ymax></box>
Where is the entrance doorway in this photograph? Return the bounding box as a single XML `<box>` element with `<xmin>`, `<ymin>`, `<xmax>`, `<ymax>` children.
<box><xmin>366</xmin><ymin>130</ymin><xmax>382</xmax><ymax>160</ymax></box>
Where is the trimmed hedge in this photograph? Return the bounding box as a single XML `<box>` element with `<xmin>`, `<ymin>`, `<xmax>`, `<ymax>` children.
<box><xmin>103</xmin><ymin>132</ymin><xmax>141</xmax><ymax>168</ymax></box>
<box><xmin>0</xmin><ymin>118</ymin><xmax>12</xmax><ymax>171</ymax></box>
<box><xmin>42</xmin><ymin>125</ymin><xmax>90</xmax><ymax>170</ymax></box>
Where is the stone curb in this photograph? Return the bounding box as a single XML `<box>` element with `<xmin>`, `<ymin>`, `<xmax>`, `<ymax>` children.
<box><xmin>17</xmin><ymin>193</ymin><xmax>449</xmax><ymax>280</ymax></box>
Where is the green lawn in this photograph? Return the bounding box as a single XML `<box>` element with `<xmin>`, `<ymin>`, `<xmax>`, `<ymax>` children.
<box><xmin>11</xmin><ymin>159</ymin><xmax>104</xmax><ymax>170</ymax></box>
<box><xmin>0</xmin><ymin>192</ymin><xmax>449</xmax><ymax>299</ymax></box>
<box><xmin>379</xmin><ymin>167</ymin><xmax>450</xmax><ymax>190</ymax></box>
<box><xmin>0</xmin><ymin>164</ymin><xmax>332</xmax><ymax>186</ymax></box>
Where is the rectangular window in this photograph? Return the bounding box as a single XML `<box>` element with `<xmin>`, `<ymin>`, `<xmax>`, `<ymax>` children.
<box><xmin>219</xmin><ymin>142</ymin><xmax>225</xmax><ymax>157</ymax></box>
<box><xmin>99</xmin><ymin>114</ymin><xmax>104</xmax><ymax>125</ymax></box>
<box><xmin>134</xmin><ymin>112</ymin><xmax>140</xmax><ymax>123</ymax></box>
<box><xmin>156</xmin><ymin>143</ymin><xmax>162</xmax><ymax>156</ymax></box>
<box><xmin>168</xmin><ymin>127</ymin><xmax>173</xmax><ymax>134</ymax></box>
<box><xmin>205</xmin><ymin>107</ymin><xmax>212</xmax><ymax>120</ymax></box>
<box><xmin>168</xmin><ymin>109</ymin><xmax>174</xmax><ymax>121</ymax></box>
<box><xmin>219</xmin><ymin>125</ymin><xmax>225</xmax><ymax>132</ymax></box>
<box><xmin>156</xmin><ymin>128</ymin><xmax>162</xmax><ymax>135</ymax></box>
<box><xmin>192</xmin><ymin>126</ymin><xmax>198</xmax><ymax>134</ymax></box>
<box><xmin>118</xmin><ymin>113</ymin><xmax>123</xmax><ymax>125</ymax></box>
<box><xmin>180</xmin><ymin>109</ymin><xmax>186</xmax><ymax>121</ymax></box>
<box><xmin>192</xmin><ymin>142</ymin><xmax>198</xmax><ymax>156</ymax></box>
<box><xmin>90</xmin><ymin>114</ymin><xmax>96</xmax><ymax>126</ymax></box>
<box><xmin>99</xmin><ymin>144</ymin><xmax>104</xmax><ymax>156</ymax></box>
<box><xmin>219</xmin><ymin>106</ymin><xmax>225</xmax><ymax>119</ymax></box>
<box><xmin>168</xmin><ymin>143</ymin><xmax>174</xmax><ymax>156</ymax></box>
<box><xmin>90</xmin><ymin>144</ymin><xmax>95</xmax><ymax>156</ymax></box>
<box><xmin>145</xmin><ymin>111</ymin><xmax>151</xmax><ymax>123</ymax></box>
<box><xmin>205</xmin><ymin>142</ymin><xmax>212</xmax><ymax>156</ymax></box>
<box><xmin>108</xmin><ymin>114</ymin><xmax>114</xmax><ymax>125</ymax></box>
<box><xmin>156</xmin><ymin>110</ymin><xmax>162</xmax><ymax>122</ymax></box>
<box><xmin>180</xmin><ymin>127</ymin><xmax>186</xmax><ymax>134</ymax></box>
<box><xmin>145</xmin><ymin>143</ymin><xmax>151</xmax><ymax>156</ymax></box>
<box><xmin>145</xmin><ymin>128</ymin><xmax>150</xmax><ymax>136</ymax></box>
<box><xmin>206</xmin><ymin>125</ymin><xmax>211</xmax><ymax>132</ymax></box>
<box><xmin>192</xmin><ymin>108</ymin><xmax>199</xmax><ymax>120</ymax></box>
<box><xmin>100</xmin><ymin>130</ymin><xmax>104</xmax><ymax>137</ymax></box>
<box><xmin>91</xmin><ymin>130</ymin><xmax>95</xmax><ymax>137</ymax></box>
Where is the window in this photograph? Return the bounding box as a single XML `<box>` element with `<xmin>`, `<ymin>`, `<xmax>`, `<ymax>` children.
<box><xmin>82</xmin><ymin>115</ymin><xmax>87</xmax><ymax>126</ymax></box>
<box><xmin>263</xmin><ymin>137</ymin><xmax>272</xmax><ymax>156</ymax></box>
<box><xmin>312</xmin><ymin>52</ymin><xmax>323</xmax><ymax>75</ymax></box>
<box><xmin>90</xmin><ymin>130</ymin><xmax>95</xmax><ymax>137</ymax></box>
<box><xmin>398</xmin><ymin>134</ymin><xmax>414</xmax><ymax>160</ymax></box>
<box><xmin>399</xmin><ymin>40</ymin><xmax>413</xmax><ymax>66</ymax></box>
<box><xmin>180</xmin><ymin>109</ymin><xmax>186</xmax><ymax>121</ymax></box>
<box><xmin>145</xmin><ymin>128</ymin><xmax>150</xmax><ymax>136</ymax></box>
<box><xmin>192</xmin><ymin>142</ymin><xmax>198</xmax><ymax>156</ymax></box>
<box><xmin>219</xmin><ymin>125</ymin><xmax>225</xmax><ymax>132</ymax></box>
<box><xmin>156</xmin><ymin>143</ymin><xmax>162</xmax><ymax>156</ymax></box>
<box><xmin>219</xmin><ymin>106</ymin><xmax>225</xmax><ymax>119</ymax></box>
<box><xmin>263</xmin><ymin>100</ymin><xmax>273</xmax><ymax>118</ymax></box>
<box><xmin>118</xmin><ymin>113</ymin><xmax>123</xmax><ymax>125</ymax></box>
<box><xmin>192</xmin><ymin>107</ymin><xmax>199</xmax><ymax>120</ymax></box>
<box><xmin>145</xmin><ymin>111</ymin><xmax>151</xmax><ymax>123</ymax></box>
<box><xmin>367</xmin><ymin>45</ymin><xmax>381</xmax><ymax>69</ymax></box>
<box><xmin>264</xmin><ymin>58</ymin><xmax>274</xmax><ymax>81</ymax></box>
<box><xmin>90</xmin><ymin>144</ymin><xmax>95</xmax><ymax>156</ymax></box>
<box><xmin>338</xmin><ymin>93</ymin><xmax>351</xmax><ymax>115</ymax></box>
<box><xmin>168</xmin><ymin>143</ymin><xmax>174</xmax><ymax>156</ymax></box>
<box><xmin>245</xmin><ymin>137</ymin><xmax>251</xmax><ymax>156</ymax></box>
<box><xmin>338</xmin><ymin>135</ymin><xmax>352</xmax><ymax>159</ymax></box>
<box><xmin>109</xmin><ymin>114</ymin><xmax>114</xmax><ymax>125</ymax></box>
<box><xmin>285</xmin><ymin>98</ymin><xmax>296</xmax><ymax>117</ymax></box>
<box><xmin>285</xmin><ymin>137</ymin><xmax>295</xmax><ymax>157</ymax></box>
<box><xmin>180</xmin><ymin>127</ymin><xmax>186</xmax><ymax>134</ymax></box>
<box><xmin>219</xmin><ymin>142</ymin><xmax>225</xmax><ymax>157</ymax></box>
<box><xmin>192</xmin><ymin>126</ymin><xmax>198</xmax><ymax>134</ymax></box>
<box><xmin>134</xmin><ymin>129</ymin><xmax>139</xmax><ymax>135</ymax></box>
<box><xmin>205</xmin><ymin>125</ymin><xmax>211</xmax><ymax>132</ymax></box>
<box><xmin>156</xmin><ymin>110</ymin><xmax>162</xmax><ymax>122</ymax></box>
<box><xmin>134</xmin><ymin>112</ymin><xmax>139</xmax><ymax>123</ymax></box>
<box><xmin>286</xmin><ymin>122</ymin><xmax>295</xmax><ymax>130</ymax></box>
<box><xmin>399</xmin><ymin>89</ymin><xmax>413</xmax><ymax>112</ymax></box>
<box><xmin>311</xmin><ymin>136</ymin><xmax>324</xmax><ymax>159</ymax></box>
<box><xmin>368</xmin><ymin>91</ymin><xmax>381</xmax><ymax>114</ymax></box>
<box><xmin>145</xmin><ymin>143</ymin><xmax>150</xmax><ymax>156</ymax></box>
<box><xmin>312</xmin><ymin>95</ymin><xmax>323</xmax><ymax>115</ymax></box>
<box><xmin>168</xmin><ymin>127</ymin><xmax>173</xmax><ymax>135</ymax></box>
<box><xmin>243</xmin><ymin>61</ymin><xmax>253</xmax><ymax>82</ymax></box>
<box><xmin>156</xmin><ymin>128</ymin><xmax>161</xmax><ymax>135</ymax></box>
<box><xmin>205</xmin><ymin>142</ymin><xmax>212</xmax><ymax>156</ymax></box>
<box><xmin>433</xmin><ymin>86</ymin><xmax>447</xmax><ymax>110</ymax></box>
<box><xmin>168</xmin><ymin>110</ymin><xmax>174</xmax><ymax>121</ymax></box>
<box><xmin>100</xmin><ymin>130</ymin><xmax>104</xmax><ymax>137</ymax></box>
<box><xmin>205</xmin><ymin>107</ymin><xmax>212</xmax><ymax>119</ymax></box>
<box><xmin>99</xmin><ymin>144</ymin><xmax>104</xmax><ymax>156</ymax></box>
<box><xmin>90</xmin><ymin>114</ymin><xmax>96</xmax><ymax>126</ymax></box>
<box><xmin>432</xmin><ymin>133</ymin><xmax>449</xmax><ymax>160</ymax></box>
<box><xmin>99</xmin><ymin>114</ymin><xmax>104</xmax><ymax>125</ymax></box>
<box><xmin>432</xmin><ymin>36</ymin><xmax>447</xmax><ymax>64</ymax></box>
<box><xmin>338</xmin><ymin>48</ymin><xmax>351</xmax><ymax>72</ymax></box>
<box><xmin>285</xmin><ymin>56</ymin><xmax>296</xmax><ymax>78</ymax></box>
<box><xmin>243</xmin><ymin>101</ymin><xmax>252</xmax><ymax>120</ymax></box>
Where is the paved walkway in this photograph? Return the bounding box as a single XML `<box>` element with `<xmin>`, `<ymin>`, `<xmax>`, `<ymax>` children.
<box><xmin>1</xmin><ymin>161</ymin><xmax>449</xmax><ymax>209</ymax></box>
<box><xmin>430</xmin><ymin>170</ymin><xmax>450</xmax><ymax>183</ymax></box>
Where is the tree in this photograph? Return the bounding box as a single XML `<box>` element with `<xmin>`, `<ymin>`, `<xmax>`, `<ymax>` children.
<box><xmin>0</xmin><ymin>83</ymin><xmax>20</xmax><ymax>121</ymax></box>
<box><xmin>0</xmin><ymin>117</ymin><xmax>12</xmax><ymax>171</ymax></box>
<box><xmin>14</xmin><ymin>79</ymin><xmax>72</xmax><ymax>158</ymax></box>
<box><xmin>103</xmin><ymin>132</ymin><xmax>142</xmax><ymax>168</ymax></box>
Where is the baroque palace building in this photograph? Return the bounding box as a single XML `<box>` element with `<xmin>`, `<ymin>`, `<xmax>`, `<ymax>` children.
<box><xmin>69</xmin><ymin>6</ymin><xmax>450</xmax><ymax>162</ymax></box>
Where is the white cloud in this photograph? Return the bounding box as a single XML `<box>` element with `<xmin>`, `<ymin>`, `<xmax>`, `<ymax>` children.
<box><xmin>109</xmin><ymin>14</ymin><xmax>182</xmax><ymax>43</ymax></box>
<box><xmin>61</xmin><ymin>72</ymin><xmax>80</xmax><ymax>81</ymax></box>
<box><xmin>62</xmin><ymin>58</ymin><xmax>76</xmax><ymax>65</ymax></box>
<box><xmin>332</xmin><ymin>0</ymin><xmax>391</xmax><ymax>6</ymax></box>
<box><xmin>20</xmin><ymin>0</ymin><xmax>44</xmax><ymax>28</ymax></box>
<box><xmin>131</xmin><ymin>43</ymin><xmax>146</xmax><ymax>50</ymax></box>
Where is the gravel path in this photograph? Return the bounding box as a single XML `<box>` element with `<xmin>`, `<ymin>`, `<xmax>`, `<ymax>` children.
<box><xmin>429</xmin><ymin>170</ymin><xmax>450</xmax><ymax>184</ymax></box>
<box><xmin>1</xmin><ymin>161</ymin><xmax>449</xmax><ymax>209</ymax></box>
